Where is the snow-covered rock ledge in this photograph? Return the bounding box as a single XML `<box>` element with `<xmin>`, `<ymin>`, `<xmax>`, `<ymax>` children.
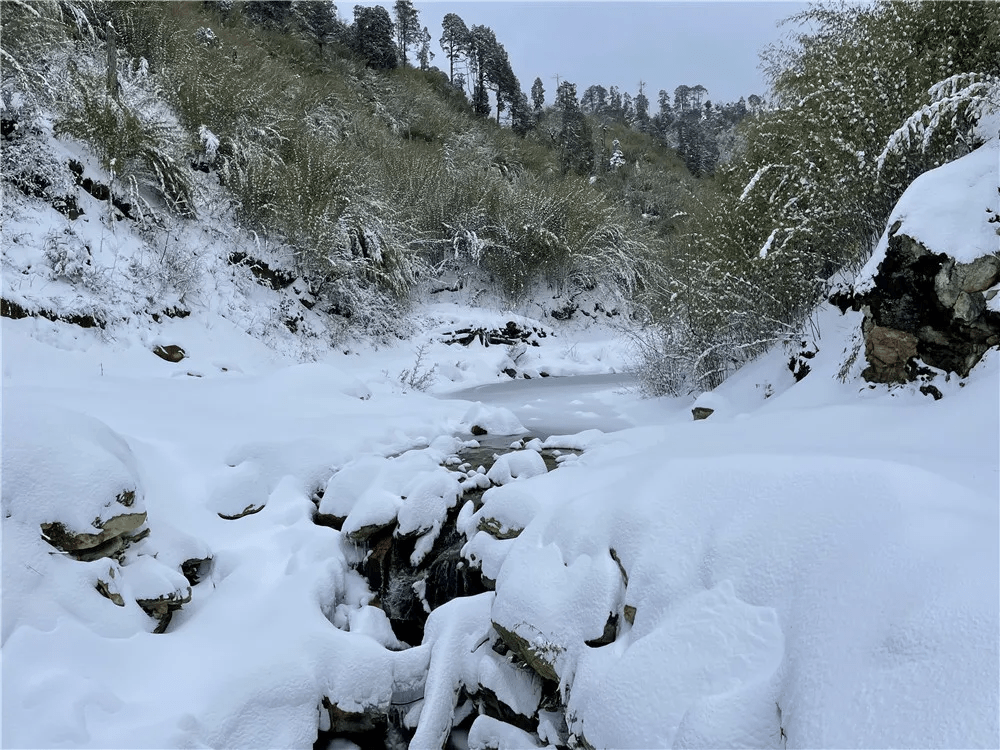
<box><xmin>835</xmin><ymin>139</ymin><xmax>1000</xmax><ymax>386</ymax></box>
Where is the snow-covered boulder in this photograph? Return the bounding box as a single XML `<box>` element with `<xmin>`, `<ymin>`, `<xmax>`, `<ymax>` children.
<box><xmin>2</xmin><ymin>400</ymin><xmax>148</xmax><ymax>559</ymax></box>
<box><xmin>840</xmin><ymin>140</ymin><xmax>1000</xmax><ymax>383</ymax></box>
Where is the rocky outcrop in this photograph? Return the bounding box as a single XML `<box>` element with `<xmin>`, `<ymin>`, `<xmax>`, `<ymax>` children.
<box><xmin>837</xmin><ymin>230</ymin><xmax>1000</xmax><ymax>384</ymax></box>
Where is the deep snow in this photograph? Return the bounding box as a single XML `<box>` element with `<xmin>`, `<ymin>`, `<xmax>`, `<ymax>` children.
<box><xmin>3</xmin><ymin>121</ymin><xmax>999</xmax><ymax>750</ymax></box>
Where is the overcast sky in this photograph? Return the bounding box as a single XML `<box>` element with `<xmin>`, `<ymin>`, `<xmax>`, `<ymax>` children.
<box><xmin>342</xmin><ymin>2</ymin><xmax>809</xmax><ymax>106</ymax></box>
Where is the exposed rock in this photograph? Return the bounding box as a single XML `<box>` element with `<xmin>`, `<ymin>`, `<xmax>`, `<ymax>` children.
<box><xmin>863</xmin><ymin>325</ymin><xmax>919</xmax><ymax>383</ymax></box>
<box><xmin>471</xmin><ymin>424</ymin><xmax>488</xmax><ymax>436</ymax></box>
<box><xmin>346</xmin><ymin>519</ymin><xmax>396</xmax><ymax>544</ymax></box>
<box><xmin>153</xmin><ymin>344</ymin><xmax>186</xmax><ymax>363</ymax></box>
<box><xmin>623</xmin><ymin>605</ymin><xmax>637</xmax><ymax>626</ymax></box>
<box><xmin>137</xmin><ymin>587</ymin><xmax>192</xmax><ymax>634</ymax></box>
<box><xmin>476</xmin><ymin>516</ymin><xmax>523</xmax><ymax>540</ymax></box>
<box><xmin>180</xmin><ymin>556</ymin><xmax>212</xmax><ymax>586</ymax></box>
<box><xmin>584</xmin><ymin>612</ymin><xmax>619</xmax><ymax>648</ymax></box>
<box><xmin>217</xmin><ymin>503</ymin><xmax>264</xmax><ymax>520</ymax></box>
<box><xmin>313</xmin><ymin>511</ymin><xmax>346</xmax><ymax>530</ymax></box>
<box><xmin>40</xmin><ymin>510</ymin><xmax>147</xmax><ymax>556</ymax></box>
<box><xmin>492</xmin><ymin>621</ymin><xmax>562</xmax><ymax>684</ymax></box>
<box><xmin>849</xmin><ymin>231</ymin><xmax>1000</xmax><ymax>382</ymax></box>
<box><xmin>691</xmin><ymin>407</ymin><xmax>714</xmax><ymax>421</ymax></box>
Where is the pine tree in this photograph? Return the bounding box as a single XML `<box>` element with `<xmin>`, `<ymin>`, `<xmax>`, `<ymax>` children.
<box><xmin>416</xmin><ymin>26</ymin><xmax>433</xmax><ymax>70</ymax></box>
<box><xmin>531</xmin><ymin>77</ymin><xmax>545</xmax><ymax>111</ymax></box>
<box><xmin>393</xmin><ymin>0</ymin><xmax>419</xmax><ymax>67</ymax></box>
<box><xmin>351</xmin><ymin>5</ymin><xmax>396</xmax><ymax>69</ymax></box>
<box><xmin>555</xmin><ymin>81</ymin><xmax>593</xmax><ymax>175</ymax></box>
<box><xmin>440</xmin><ymin>13</ymin><xmax>471</xmax><ymax>86</ymax></box>
<box><xmin>292</xmin><ymin>0</ymin><xmax>340</xmax><ymax>57</ymax></box>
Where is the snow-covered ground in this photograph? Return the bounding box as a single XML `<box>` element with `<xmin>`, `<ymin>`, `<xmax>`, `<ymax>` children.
<box><xmin>3</xmin><ymin>127</ymin><xmax>998</xmax><ymax>748</ymax></box>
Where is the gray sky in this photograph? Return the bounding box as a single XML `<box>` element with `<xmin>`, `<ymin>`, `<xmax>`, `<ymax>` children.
<box><xmin>343</xmin><ymin>2</ymin><xmax>809</xmax><ymax>106</ymax></box>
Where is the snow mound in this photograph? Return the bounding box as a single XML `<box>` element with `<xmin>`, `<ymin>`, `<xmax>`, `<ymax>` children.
<box><xmin>460</xmin><ymin>402</ymin><xmax>527</xmax><ymax>436</ymax></box>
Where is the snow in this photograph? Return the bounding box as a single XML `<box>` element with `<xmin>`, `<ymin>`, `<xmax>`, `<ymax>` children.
<box><xmin>856</xmin><ymin>138</ymin><xmax>1000</xmax><ymax>292</ymax></box>
<box><xmin>3</xmin><ymin>99</ymin><xmax>998</xmax><ymax>750</ymax></box>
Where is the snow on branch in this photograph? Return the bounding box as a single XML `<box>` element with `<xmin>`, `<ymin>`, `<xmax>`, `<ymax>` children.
<box><xmin>739</xmin><ymin>164</ymin><xmax>786</xmax><ymax>202</ymax></box>
<box><xmin>877</xmin><ymin>73</ymin><xmax>999</xmax><ymax>176</ymax></box>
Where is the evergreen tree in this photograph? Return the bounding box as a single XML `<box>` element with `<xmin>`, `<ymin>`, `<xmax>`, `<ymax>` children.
<box><xmin>555</xmin><ymin>81</ymin><xmax>593</xmax><ymax>175</ymax></box>
<box><xmin>580</xmin><ymin>84</ymin><xmax>608</xmax><ymax>115</ymax></box>
<box><xmin>393</xmin><ymin>0</ymin><xmax>420</xmax><ymax>67</ymax></box>
<box><xmin>531</xmin><ymin>76</ymin><xmax>545</xmax><ymax>111</ymax></box>
<box><xmin>634</xmin><ymin>86</ymin><xmax>650</xmax><ymax>132</ymax></box>
<box><xmin>440</xmin><ymin>13</ymin><xmax>471</xmax><ymax>86</ymax></box>
<box><xmin>351</xmin><ymin>5</ymin><xmax>396</xmax><ymax>69</ymax></box>
<box><xmin>511</xmin><ymin>90</ymin><xmax>533</xmax><ymax>136</ymax></box>
<box><xmin>416</xmin><ymin>26</ymin><xmax>433</xmax><ymax>70</ymax></box>
<box><xmin>292</xmin><ymin>0</ymin><xmax>340</xmax><ymax>57</ymax></box>
<box><xmin>241</xmin><ymin>1</ymin><xmax>293</xmax><ymax>29</ymax></box>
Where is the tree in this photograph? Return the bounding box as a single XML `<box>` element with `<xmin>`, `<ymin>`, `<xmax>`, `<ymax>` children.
<box><xmin>580</xmin><ymin>84</ymin><xmax>608</xmax><ymax>115</ymax></box>
<box><xmin>416</xmin><ymin>26</ymin><xmax>433</xmax><ymax>70</ymax></box>
<box><xmin>511</xmin><ymin>90</ymin><xmax>533</xmax><ymax>136</ymax></box>
<box><xmin>241</xmin><ymin>1</ymin><xmax>294</xmax><ymax>29</ymax></box>
<box><xmin>531</xmin><ymin>76</ymin><xmax>545</xmax><ymax>111</ymax></box>
<box><xmin>351</xmin><ymin>5</ymin><xmax>396</xmax><ymax>69</ymax></box>
<box><xmin>393</xmin><ymin>0</ymin><xmax>419</xmax><ymax>67</ymax></box>
<box><xmin>555</xmin><ymin>81</ymin><xmax>593</xmax><ymax>174</ymax></box>
<box><xmin>440</xmin><ymin>13</ymin><xmax>470</xmax><ymax>85</ymax></box>
<box><xmin>292</xmin><ymin>0</ymin><xmax>340</xmax><ymax>57</ymax></box>
<box><xmin>634</xmin><ymin>84</ymin><xmax>650</xmax><ymax>132</ymax></box>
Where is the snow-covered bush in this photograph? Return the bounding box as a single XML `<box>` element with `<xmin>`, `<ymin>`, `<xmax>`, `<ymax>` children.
<box><xmin>54</xmin><ymin>68</ymin><xmax>194</xmax><ymax>218</ymax></box>
<box><xmin>43</xmin><ymin>225</ymin><xmax>101</xmax><ymax>289</ymax></box>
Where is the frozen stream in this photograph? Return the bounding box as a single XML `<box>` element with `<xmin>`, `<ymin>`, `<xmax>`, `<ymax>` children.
<box><xmin>440</xmin><ymin>372</ymin><xmax>642</xmax><ymax>437</ymax></box>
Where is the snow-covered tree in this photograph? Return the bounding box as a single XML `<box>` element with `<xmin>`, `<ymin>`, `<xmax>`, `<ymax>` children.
<box><xmin>531</xmin><ymin>77</ymin><xmax>545</xmax><ymax>111</ymax></box>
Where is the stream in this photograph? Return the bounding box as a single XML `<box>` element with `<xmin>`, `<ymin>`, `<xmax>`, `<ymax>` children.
<box><xmin>440</xmin><ymin>372</ymin><xmax>639</xmax><ymax>438</ymax></box>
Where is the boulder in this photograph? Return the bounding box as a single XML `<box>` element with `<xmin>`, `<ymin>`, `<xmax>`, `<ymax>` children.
<box><xmin>862</xmin><ymin>325</ymin><xmax>919</xmax><ymax>383</ymax></box>
<box><xmin>850</xmin><ymin>233</ymin><xmax>1000</xmax><ymax>381</ymax></box>
<box><xmin>153</xmin><ymin>344</ymin><xmax>186</xmax><ymax>362</ymax></box>
<box><xmin>492</xmin><ymin>621</ymin><xmax>562</xmax><ymax>684</ymax></box>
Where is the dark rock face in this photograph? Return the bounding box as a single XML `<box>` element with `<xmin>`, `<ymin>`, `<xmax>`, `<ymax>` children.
<box><xmin>153</xmin><ymin>344</ymin><xmax>186</xmax><ymax>363</ymax></box>
<box><xmin>357</xmin><ymin>504</ymin><xmax>488</xmax><ymax>646</ymax></box>
<box><xmin>691</xmin><ymin>407</ymin><xmax>714</xmax><ymax>421</ymax></box>
<box><xmin>847</xmin><ymin>231</ymin><xmax>1000</xmax><ymax>383</ymax></box>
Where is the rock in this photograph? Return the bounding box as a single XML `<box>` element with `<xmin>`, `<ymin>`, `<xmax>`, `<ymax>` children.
<box><xmin>345</xmin><ymin>519</ymin><xmax>396</xmax><ymax>544</ymax></box>
<box><xmin>471</xmin><ymin>424</ymin><xmax>488</xmax><ymax>436</ymax></box>
<box><xmin>180</xmin><ymin>556</ymin><xmax>212</xmax><ymax>585</ymax></box>
<box><xmin>953</xmin><ymin>291</ymin><xmax>986</xmax><ymax>323</ymax></box>
<box><xmin>852</xmin><ymin>231</ymin><xmax>1000</xmax><ymax>380</ymax></box>
<box><xmin>862</xmin><ymin>325</ymin><xmax>919</xmax><ymax>383</ymax></box>
<box><xmin>153</xmin><ymin>344</ymin><xmax>186</xmax><ymax>363</ymax></box>
<box><xmin>41</xmin><ymin>510</ymin><xmax>147</xmax><ymax>555</ymax></box>
<box><xmin>320</xmin><ymin>696</ymin><xmax>387</xmax><ymax>736</ymax></box>
<box><xmin>217</xmin><ymin>503</ymin><xmax>264</xmax><ymax>520</ymax></box>
<box><xmin>623</xmin><ymin>605</ymin><xmax>637</xmax><ymax>625</ymax></box>
<box><xmin>95</xmin><ymin>567</ymin><xmax>125</xmax><ymax>607</ymax></box>
<box><xmin>584</xmin><ymin>612</ymin><xmax>618</xmax><ymax>648</ymax></box>
<box><xmin>137</xmin><ymin>587</ymin><xmax>192</xmax><ymax>634</ymax></box>
<box><xmin>691</xmin><ymin>407</ymin><xmax>714</xmax><ymax>421</ymax></box>
<box><xmin>956</xmin><ymin>254</ymin><xmax>1000</xmax><ymax>293</ymax></box>
<box><xmin>476</xmin><ymin>516</ymin><xmax>523</xmax><ymax>540</ymax></box>
<box><xmin>492</xmin><ymin>620</ymin><xmax>562</xmax><ymax>684</ymax></box>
